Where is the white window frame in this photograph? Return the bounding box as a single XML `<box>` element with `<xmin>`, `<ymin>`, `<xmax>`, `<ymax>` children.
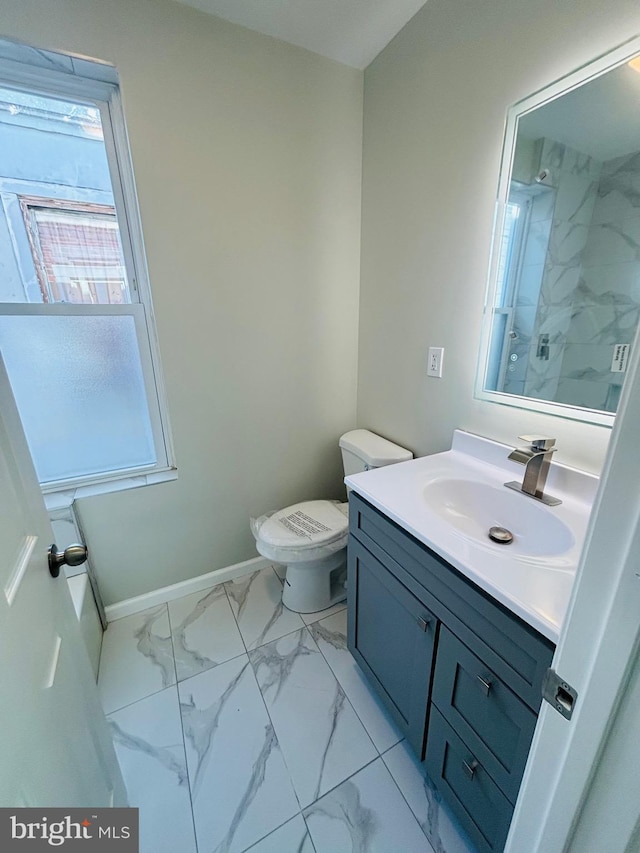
<box><xmin>0</xmin><ymin>56</ymin><xmax>176</xmax><ymax>498</ymax></box>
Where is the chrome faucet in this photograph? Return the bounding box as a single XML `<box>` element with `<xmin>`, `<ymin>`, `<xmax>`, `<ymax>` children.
<box><xmin>504</xmin><ymin>435</ymin><xmax>562</xmax><ymax>506</ymax></box>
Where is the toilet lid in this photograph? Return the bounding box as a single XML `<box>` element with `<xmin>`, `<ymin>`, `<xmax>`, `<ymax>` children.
<box><xmin>258</xmin><ymin>500</ymin><xmax>349</xmax><ymax>551</ymax></box>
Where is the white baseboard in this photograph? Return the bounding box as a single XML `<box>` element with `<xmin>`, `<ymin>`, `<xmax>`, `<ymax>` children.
<box><xmin>104</xmin><ymin>555</ymin><xmax>272</xmax><ymax>623</ymax></box>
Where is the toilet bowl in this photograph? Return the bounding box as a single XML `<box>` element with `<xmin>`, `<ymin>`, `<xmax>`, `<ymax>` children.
<box><xmin>252</xmin><ymin>500</ymin><xmax>349</xmax><ymax>613</ymax></box>
<box><xmin>251</xmin><ymin>430</ymin><xmax>412</xmax><ymax>613</ymax></box>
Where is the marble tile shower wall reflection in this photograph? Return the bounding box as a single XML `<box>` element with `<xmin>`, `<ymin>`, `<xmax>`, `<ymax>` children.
<box><xmin>509</xmin><ymin>139</ymin><xmax>602</xmax><ymax>401</ymax></box>
<box><xmin>525</xmin><ymin>139</ymin><xmax>601</xmax><ymax>404</ymax></box>
<box><xmin>558</xmin><ymin>151</ymin><xmax>640</xmax><ymax>411</ymax></box>
<box><xmin>503</xmin><ymin>137</ymin><xmax>640</xmax><ymax>412</ymax></box>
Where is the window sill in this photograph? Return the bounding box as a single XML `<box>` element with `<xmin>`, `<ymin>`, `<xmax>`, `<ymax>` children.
<box><xmin>43</xmin><ymin>467</ymin><xmax>178</xmax><ymax>511</ymax></box>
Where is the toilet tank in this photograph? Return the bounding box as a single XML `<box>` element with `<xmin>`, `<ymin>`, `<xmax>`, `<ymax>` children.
<box><xmin>339</xmin><ymin>429</ymin><xmax>413</xmax><ymax>477</ymax></box>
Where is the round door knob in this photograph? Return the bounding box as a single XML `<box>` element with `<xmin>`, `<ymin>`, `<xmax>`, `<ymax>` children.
<box><xmin>48</xmin><ymin>543</ymin><xmax>88</xmax><ymax>578</ymax></box>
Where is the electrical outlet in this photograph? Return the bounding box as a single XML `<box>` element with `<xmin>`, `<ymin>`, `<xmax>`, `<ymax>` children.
<box><xmin>427</xmin><ymin>347</ymin><xmax>444</xmax><ymax>378</ymax></box>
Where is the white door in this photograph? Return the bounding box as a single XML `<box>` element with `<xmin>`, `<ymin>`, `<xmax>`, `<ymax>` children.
<box><xmin>506</xmin><ymin>320</ymin><xmax>640</xmax><ymax>848</ymax></box>
<box><xmin>0</xmin><ymin>355</ymin><xmax>126</xmax><ymax>807</ymax></box>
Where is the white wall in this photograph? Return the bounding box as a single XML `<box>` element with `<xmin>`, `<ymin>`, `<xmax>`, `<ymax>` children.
<box><xmin>0</xmin><ymin>0</ymin><xmax>363</xmax><ymax>604</ymax></box>
<box><xmin>358</xmin><ymin>0</ymin><xmax>640</xmax><ymax>473</ymax></box>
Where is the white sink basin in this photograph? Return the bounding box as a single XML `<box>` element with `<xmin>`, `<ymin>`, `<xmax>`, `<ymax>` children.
<box><xmin>345</xmin><ymin>430</ymin><xmax>599</xmax><ymax>641</ymax></box>
<box><xmin>422</xmin><ymin>478</ymin><xmax>575</xmax><ymax>558</ymax></box>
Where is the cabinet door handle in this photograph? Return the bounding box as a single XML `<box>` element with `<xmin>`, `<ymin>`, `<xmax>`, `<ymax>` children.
<box><xmin>462</xmin><ymin>758</ymin><xmax>479</xmax><ymax>780</ymax></box>
<box><xmin>477</xmin><ymin>675</ymin><xmax>492</xmax><ymax>695</ymax></box>
<box><xmin>417</xmin><ymin>616</ymin><xmax>430</xmax><ymax>632</ymax></box>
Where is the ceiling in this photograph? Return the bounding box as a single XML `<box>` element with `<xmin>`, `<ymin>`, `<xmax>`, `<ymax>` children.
<box><xmin>173</xmin><ymin>0</ymin><xmax>429</xmax><ymax>69</ymax></box>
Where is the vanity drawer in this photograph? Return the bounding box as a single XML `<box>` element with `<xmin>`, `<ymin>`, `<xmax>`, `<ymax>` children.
<box><xmin>432</xmin><ymin>627</ymin><xmax>537</xmax><ymax>803</ymax></box>
<box><xmin>424</xmin><ymin>707</ymin><xmax>513</xmax><ymax>853</ymax></box>
<box><xmin>349</xmin><ymin>492</ymin><xmax>554</xmax><ymax>710</ymax></box>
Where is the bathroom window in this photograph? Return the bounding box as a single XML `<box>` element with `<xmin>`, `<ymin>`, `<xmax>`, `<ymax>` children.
<box><xmin>0</xmin><ymin>53</ymin><xmax>175</xmax><ymax>493</ymax></box>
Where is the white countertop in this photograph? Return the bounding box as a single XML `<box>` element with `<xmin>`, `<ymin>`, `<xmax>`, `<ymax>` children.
<box><xmin>345</xmin><ymin>430</ymin><xmax>599</xmax><ymax>643</ymax></box>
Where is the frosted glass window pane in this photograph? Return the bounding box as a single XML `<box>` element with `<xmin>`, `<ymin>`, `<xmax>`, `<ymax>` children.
<box><xmin>0</xmin><ymin>314</ymin><xmax>156</xmax><ymax>483</ymax></box>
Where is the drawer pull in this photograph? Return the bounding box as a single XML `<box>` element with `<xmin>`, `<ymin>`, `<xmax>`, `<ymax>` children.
<box><xmin>477</xmin><ymin>675</ymin><xmax>492</xmax><ymax>696</ymax></box>
<box><xmin>417</xmin><ymin>616</ymin><xmax>430</xmax><ymax>632</ymax></box>
<box><xmin>462</xmin><ymin>758</ymin><xmax>479</xmax><ymax>780</ymax></box>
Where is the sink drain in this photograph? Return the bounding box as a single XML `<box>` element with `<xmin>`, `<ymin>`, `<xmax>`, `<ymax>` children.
<box><xmin>488</xmin><ymin>526</ymin><xmax>514</xmax><ymax>544</ymax></box>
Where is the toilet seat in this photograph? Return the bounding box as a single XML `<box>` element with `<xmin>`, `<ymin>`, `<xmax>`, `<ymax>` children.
<box><xmin>257</xmin><ymin>500</ymin><xmax>348</xmax><ymax>554</ymax></box>
<box><xmin>254</xmin><ymin>500</ymin><xmax>349</xmax><ymax>565</ymax></box>
<box><xmin>253</xmin><ymin>499</ymin><xmax>349</xmax><ymax>613</ymax></box>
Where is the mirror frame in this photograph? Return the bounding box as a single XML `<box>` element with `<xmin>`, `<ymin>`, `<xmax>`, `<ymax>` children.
<box><xmin>475</xmin><ymin>35</ymin><xmax>640</xmax><ymax>428</ymax></box>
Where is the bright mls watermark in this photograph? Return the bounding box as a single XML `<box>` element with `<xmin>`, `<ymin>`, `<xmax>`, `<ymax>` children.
<box><xmin>0</xmin><ymin>809</ymin><xmax>138</xmax><ymax>850</ymax></box>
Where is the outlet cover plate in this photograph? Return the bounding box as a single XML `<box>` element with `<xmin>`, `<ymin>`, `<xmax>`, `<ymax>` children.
<box><xmin>428</xmin><ymin>347</ymin><xmax>444</xmax><ymax>378</ymax></box>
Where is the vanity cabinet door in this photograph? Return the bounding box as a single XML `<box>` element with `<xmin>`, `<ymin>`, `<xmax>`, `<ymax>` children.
<box><xmin>347</xmin><ymin>536</ymin><xmax>436</xmax><ymax>757</ymax></box>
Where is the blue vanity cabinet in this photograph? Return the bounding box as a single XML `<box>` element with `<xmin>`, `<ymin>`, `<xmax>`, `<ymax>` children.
<box><xmin>347</xmin><ymin>492</ymin><xmax>555</xmax><ymax>853</ymax></box>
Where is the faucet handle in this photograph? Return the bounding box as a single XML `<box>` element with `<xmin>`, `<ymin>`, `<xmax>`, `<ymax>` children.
<box><xmin>518</xmin><ymin>435</ymin><xmax>556</xmax><ymax>451</ymax></box>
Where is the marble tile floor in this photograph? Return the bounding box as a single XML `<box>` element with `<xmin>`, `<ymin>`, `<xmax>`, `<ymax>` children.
<box><xmin>98</xmin><ymin>565</ymin><xmax>476</xmax><ymax>853</ymax></box>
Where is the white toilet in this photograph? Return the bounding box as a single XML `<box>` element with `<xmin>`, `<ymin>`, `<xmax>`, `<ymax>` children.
<box><xmin>251</xmin><ymin>430</ymin><xmax>412</xmax><ymax>613</ymax></box>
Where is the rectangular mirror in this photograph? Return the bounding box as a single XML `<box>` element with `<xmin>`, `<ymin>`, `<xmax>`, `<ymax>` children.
<box><xmin>477</xmin><ymin>37</ymin><xmax>640</xmax><ymax>426</ymax></box>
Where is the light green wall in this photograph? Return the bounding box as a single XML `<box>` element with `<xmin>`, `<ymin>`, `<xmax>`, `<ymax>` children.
<box><xmin>358</xmin><ymin>0</ymin><xmax>640</xmax><ymax>473</ymax></box>
<box><xmin>0</xmin><ymin>0</ymin><xmax>363</xmax><ymax>604</ymax></box>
